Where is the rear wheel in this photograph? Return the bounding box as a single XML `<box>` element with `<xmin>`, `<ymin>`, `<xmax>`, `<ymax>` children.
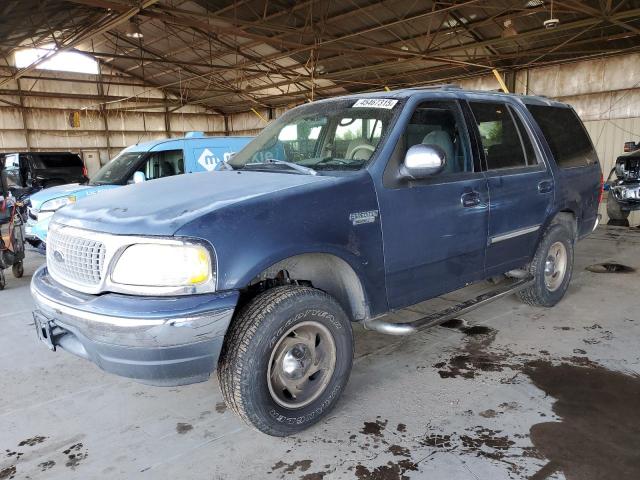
<box><xmin>218</xmin><ymin>286</ymin><xmax>353</xmax><ymax>436</ymax></box>
<box><xmin>606</xmin><ymin>191</ymin><xmax>630</xmax><ymax>221</ymax></box>
<box><xmin>517</xmin><ymin>223</ymin><xmax>574</xmax><ymax>307</ymax></box>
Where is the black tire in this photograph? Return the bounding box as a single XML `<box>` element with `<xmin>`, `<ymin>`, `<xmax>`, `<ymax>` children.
<box><xmin>517</xmin><ymin>223</ymin><xmax>575</xmax><ymax>307</ymax></box>
<box><xmin>12</xmin><ymin>261</ymin><xmax>24</xmax><ymax>278</ymax></box>
<box><xmin>218</xmin><ymin>285</ymin><xmax>353</xmax><ymax>436</ymax></box>
<box><xmin>0</xmin><ymin>270</ymin><xmax>5</xmax><ymax>290</ymax></box>
<box><xmin>606</xmin><ymin>191</ymin><xmax>630</xmax><ymax>221</ymax></box>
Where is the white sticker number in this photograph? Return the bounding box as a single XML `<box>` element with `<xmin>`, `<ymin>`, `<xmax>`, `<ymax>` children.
<box><xmin>352</xmin><ymin>98</ymin><xmax>398</xmax><ymax>109</ymax></box>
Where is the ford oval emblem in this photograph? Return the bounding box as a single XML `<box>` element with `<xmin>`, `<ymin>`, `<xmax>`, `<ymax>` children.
<box><xmin>53</xmin><ymin>250</ymin><xmax>65</xmax><ymax>263</ymax></box>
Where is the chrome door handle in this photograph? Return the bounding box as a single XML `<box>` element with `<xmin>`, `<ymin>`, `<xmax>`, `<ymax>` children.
<box><xmin>538</xmin><ymin>180</ymin><xmax>554</xmax><ymax>194</ymax></box>
<box><xmin>461</xmin><ymin>191</ymin><xmax>481</xmax><ymax>207</ymax></box>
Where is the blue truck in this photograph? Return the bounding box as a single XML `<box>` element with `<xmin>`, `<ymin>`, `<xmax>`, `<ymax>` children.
<box><xmin>31</xmin><ymin>87</ymin><xmax>602</xmax><ymax>436</ymax></box>
<box><xmin>25</xmin><ymin>132</ymin><xmax>253</xmax><ymax>246</ymax></box>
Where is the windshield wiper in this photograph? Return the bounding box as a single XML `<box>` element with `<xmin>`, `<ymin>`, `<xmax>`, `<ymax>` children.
<box><xmin>245</xmin><ymin>159</ymin><xmax>316</xmax><ymax>176</ymax></box>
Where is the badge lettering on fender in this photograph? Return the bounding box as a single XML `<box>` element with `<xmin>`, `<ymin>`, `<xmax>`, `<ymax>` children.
<box><xmin>349</xmin><ymin>210</ymin><xmax>379</xmax><ymax>226</ymax></box>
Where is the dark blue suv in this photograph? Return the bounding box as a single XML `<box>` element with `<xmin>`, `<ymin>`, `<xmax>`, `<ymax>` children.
<box><xmin>31</xmin><ymin>87</ymin><xmax>602</xmax><ymax>436</ymax></box>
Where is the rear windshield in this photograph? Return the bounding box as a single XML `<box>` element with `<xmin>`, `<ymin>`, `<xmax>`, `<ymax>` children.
<box><xmin>33</xmin><ymin>153</ymin><xmax>83</xmax><ymax>169</ymax></box>
<box><xmin>526</xmin><ymin>105</ymin><xmax>598</xmax><ymax>168</ymax></box>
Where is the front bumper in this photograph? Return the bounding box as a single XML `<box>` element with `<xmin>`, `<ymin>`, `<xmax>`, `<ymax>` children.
<box><xmin>25</xmin><ymin>210</ymin><xmax>52</xmax><ymax>244</ymax></box>
<box><xmin>31</xmin><ymin>266</ymin><xmax>239</xmax><ymax>386</ymax></box>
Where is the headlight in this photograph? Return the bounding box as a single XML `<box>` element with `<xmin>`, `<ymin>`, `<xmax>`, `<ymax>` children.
<box><xmin>111</xmin><ymin>243</ymin><xmax>213</xmax><ymax>288</ymax></box>
<box><xmin>40</xmin><ymin>196</ymin><xmax>76</xmax><ymax>212</ymax></box>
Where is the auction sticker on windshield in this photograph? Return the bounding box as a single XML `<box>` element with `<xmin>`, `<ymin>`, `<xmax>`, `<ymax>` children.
<box><xmin>352</xmin><ymin>98</ymin><xmax>398</xmax><ymax>109</ymax></box>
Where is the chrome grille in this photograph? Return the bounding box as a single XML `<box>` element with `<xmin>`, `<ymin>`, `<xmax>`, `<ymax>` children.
<box><xmin>47</xmin><ymin>226</ymin><xmax>106</xmax><ymax>286</ymax></box>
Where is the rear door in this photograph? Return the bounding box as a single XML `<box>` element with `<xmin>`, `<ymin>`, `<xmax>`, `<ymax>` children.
<box><xmin>190</xmin><ymin>138</ymin><xmax>252</xmax><ymax>173</ymax></box>
<box><xmin>466</xmin><ymin>99</ymin><xmax>554</xmax><ymax>274</ymax></box>
<box><xmin>379</xmin><ymin>98</ymin><xmax>489</xmax><ymax>309</ymax></box>
<box><xmin>525</xmin><ymin>104</ymin><xmax>600</xmax><ymax>237</ymax></box>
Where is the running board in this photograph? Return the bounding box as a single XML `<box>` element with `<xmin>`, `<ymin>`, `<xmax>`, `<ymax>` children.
<box><xmin>362</xmin><ymin>276</ymin><xmax>534</xmax><ymax>336</ymax></box>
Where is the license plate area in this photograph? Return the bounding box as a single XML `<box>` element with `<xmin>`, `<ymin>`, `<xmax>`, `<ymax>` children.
<box><xmin>33</xmin><ymin>312</ymin><xmax>56</xmax><ymax>351</ymax></box>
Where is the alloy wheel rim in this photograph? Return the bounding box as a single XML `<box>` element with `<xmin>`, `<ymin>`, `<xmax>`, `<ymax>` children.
<box><xmin>267</xmin><ymin>320</ymin><xmax>337</xmax><ymax>409</ymax></box>
<box><xmin>544</xmin><ymin>241</ymin><xmax>567</xmax><ymax>292</ymax></box>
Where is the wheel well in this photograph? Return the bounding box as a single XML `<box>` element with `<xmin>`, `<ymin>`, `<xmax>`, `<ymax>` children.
<box><xmin>552</xmin><ymin>210</ymin><xmax>578</xmax><ymax>238</ymax></box>
<box><xmin>243</xmin><ymin>253</ymin><xmax>368</xmax><ymax>321</ymax></box>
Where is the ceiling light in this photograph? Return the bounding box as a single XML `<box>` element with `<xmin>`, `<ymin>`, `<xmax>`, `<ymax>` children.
<box><xmin>543</xmin><ymin>0</ymin><xmax>560</xmax><ymax>29</ymax></box>
<box><xmin>401</xmin><ymin>45</ymin><xmax>409</xmax><ymax>51</ymax></box>
<box><xmin>125</xmin><ymin>19</ymin><xmax>143</xmax><ymax>39</ymax></box>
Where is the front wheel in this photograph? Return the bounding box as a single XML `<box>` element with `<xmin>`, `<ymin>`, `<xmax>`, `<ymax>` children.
<box><xmin>606</xmin><ymin>191</ymin><xmax>630</xmax><ymax>221</ymax></box>
<box><xmin>517</xmin><ymin>223</ymin><xmax>575</xmax><ymax>307</ymax></box>
<box><xmin>218</xmin><ymin>286</ymin><xmax>353</xmax><ymax>436</ymax></box>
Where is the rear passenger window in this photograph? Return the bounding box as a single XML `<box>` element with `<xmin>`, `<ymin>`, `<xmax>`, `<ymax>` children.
<box><xmin>526</xmin><ymin>105</ymin><xmax>598</xmax><ymax>168</ymax></box>
<box><xmin>469</xmin><ymin>101</ymin><xmax>536</xmax><ymax>170</ymax></box>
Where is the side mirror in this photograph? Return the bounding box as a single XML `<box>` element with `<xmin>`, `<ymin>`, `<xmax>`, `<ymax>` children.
<box><xmin>399</xmin><ymin>144</ymin><xmax>446</xmax><ymax>180</ymax></box>
<box><xmin>133</xmin><ymin>171</ymin><xmax>146</xmax><ymax>184</ymax></box>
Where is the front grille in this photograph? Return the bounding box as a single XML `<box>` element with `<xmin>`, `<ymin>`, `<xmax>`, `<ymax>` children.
<box><xmin>47</xmin><ymin>227</ymin><xmax>106</xmax><ymax>286</ymax></box>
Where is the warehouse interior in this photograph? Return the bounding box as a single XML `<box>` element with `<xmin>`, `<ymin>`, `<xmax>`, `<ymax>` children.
<box><xmin>2</xmin><ymin>1</ymin><xmax>640</xmax><ymax>479</ymax></box>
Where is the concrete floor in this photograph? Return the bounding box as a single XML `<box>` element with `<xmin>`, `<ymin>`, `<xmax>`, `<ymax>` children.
<box><xmin>1</xmin><ymin>225</ymin><xmax>640</xmax><ymax>480</ymax></box>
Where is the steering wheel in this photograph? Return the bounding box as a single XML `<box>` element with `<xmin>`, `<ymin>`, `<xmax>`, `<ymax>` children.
<box><xmin>350</xmin><ymin>143</ymin><xmax>375</xmax><ymax>159</ymax></box>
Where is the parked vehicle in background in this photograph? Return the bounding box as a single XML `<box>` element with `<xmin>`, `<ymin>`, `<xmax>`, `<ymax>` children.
<box><xmin>31</xmin><ymin>87</ymin><xmax>601</xmax><ymax>436</ymax></box>
<box><xmin>1</xmin><ymin>152</ymin><xmax>87</xmax><ymax>197</ymax></box>
<box><xmin>606</xmin><ymin>142</ymin><xmax>640</xmax><ymax>221</ymax></box>
<box><xmin>24</xmin><ymin>132</ymin><xmax>253</xmax><ymax>247</ymax></box>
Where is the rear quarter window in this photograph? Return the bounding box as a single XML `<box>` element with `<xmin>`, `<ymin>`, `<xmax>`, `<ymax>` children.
<box><xmin>526</xmin><ymin>105</ymin><xmax>598</xmax><ymax>168</ymax></box>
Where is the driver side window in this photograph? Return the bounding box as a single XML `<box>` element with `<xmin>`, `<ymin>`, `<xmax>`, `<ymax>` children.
<box><xmin>135</xmin><ymin>149</ymin><xmax>184</xmax><ymax>181</ymax></box>
<box><xmin>403</xmin><ymin>101</ymin><xmax>472</xmax><ymax>174</ymax></box>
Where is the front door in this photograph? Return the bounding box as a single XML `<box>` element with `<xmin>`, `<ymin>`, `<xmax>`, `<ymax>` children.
<box><xmin>378</xmin><ymin>99</ymin><xmax>489</xmax><ymax>309</ymax></box>
<box><xmin>466</xmin><ymin>100</ymin><xmax>554</xmax><ymax>274</ymax></box>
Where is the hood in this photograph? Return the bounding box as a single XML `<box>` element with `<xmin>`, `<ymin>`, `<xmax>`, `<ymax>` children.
<box><xmin>53</xmin><ymin>170</ymin><xmax>331</xmax><ymax>236</ymax></box>
<box><xmin>29</xmin><ymin>183</ymin><xmax>118</xmax><ymax>210</ymax></box>
<box><xmin>29</xmin><ymin>183</ymin><xmax>89</xmax><ymax>209</ymax></box>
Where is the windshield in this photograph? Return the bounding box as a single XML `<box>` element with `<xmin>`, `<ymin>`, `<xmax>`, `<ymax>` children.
<box><xmin>229</xmin><ymin>98</ymin><xmax>400</xmax><ymax>173</ymax></box>
<box><xmin>90</xmin><ymin>152</ymin><xmax>144</xmax><ymax>185</ymax></box>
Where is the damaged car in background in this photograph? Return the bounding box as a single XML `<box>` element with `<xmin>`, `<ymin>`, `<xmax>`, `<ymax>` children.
<box><xmin>605</xmin><ymin>141</ymin><xmax>640</xmax><ymax>221</ymax></box>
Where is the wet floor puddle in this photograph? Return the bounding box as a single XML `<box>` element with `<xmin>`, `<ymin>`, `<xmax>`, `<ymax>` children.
<box><xmin>585</xmin><ymin>262</ymin><xmax>635</xmax><ymax>273</ymax></box>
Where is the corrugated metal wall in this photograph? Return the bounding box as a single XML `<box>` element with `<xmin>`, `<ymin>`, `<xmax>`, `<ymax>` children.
<box><xmin>0</xmin><ymin>67</ymin><xmax>233</xmax><ymax>167</ymax></box>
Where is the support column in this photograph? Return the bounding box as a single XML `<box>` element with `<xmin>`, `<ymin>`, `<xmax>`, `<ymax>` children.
<box><xmin>16</xmin><ymin>79</ymin><xmax>31</xmax><ymax>151</ymax></box>
<box><xmin>96</xmin><ymin>65</ymin><xmax>111</xmax><ymax>161</ymax></box>
<box><xmin>163</xmin><ymin>92</ymin><xmax>171</xmax><ymax>137</ymax></box>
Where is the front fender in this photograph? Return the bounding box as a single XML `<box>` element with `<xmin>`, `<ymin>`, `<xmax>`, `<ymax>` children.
<box><xmin>176</xmin><ymin>172</ymin><xmax>389</xmax><ymax>316</ymax></box>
